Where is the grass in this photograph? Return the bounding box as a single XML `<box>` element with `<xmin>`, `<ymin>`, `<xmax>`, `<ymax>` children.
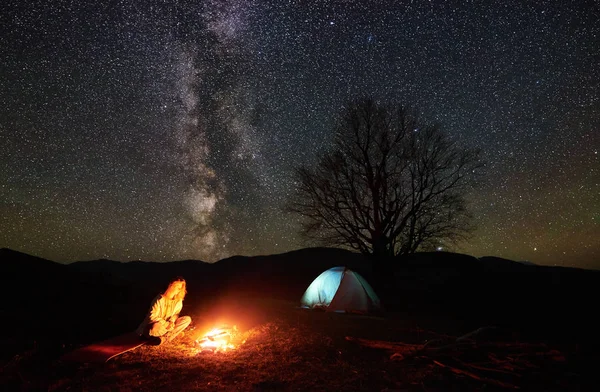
<box><xmin>2</xmin><ymin>298</ymin><xmax>594</xmax><ymax>391</ymax></box>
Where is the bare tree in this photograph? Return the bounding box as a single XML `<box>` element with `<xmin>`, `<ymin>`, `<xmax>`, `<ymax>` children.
<box><xmin>287</xmin><ymin>99</ymin><xmax>481</xmax><ymax>262</ymax></box>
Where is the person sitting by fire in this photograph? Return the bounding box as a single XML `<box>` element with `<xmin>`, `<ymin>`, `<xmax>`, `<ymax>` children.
<box><xmin>137</xmin><ymin>277</ymin><xmax>192</xmax><ymax>345</ymax></box>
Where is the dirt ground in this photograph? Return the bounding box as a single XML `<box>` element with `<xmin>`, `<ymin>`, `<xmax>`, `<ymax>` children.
<box><xmin>2</xmin><ymin>298</ymin><xmax>594</xmax><ymax>392</ymax></box>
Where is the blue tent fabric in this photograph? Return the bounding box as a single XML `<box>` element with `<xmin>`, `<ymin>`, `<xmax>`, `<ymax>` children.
<box><xmin>300</xmin><ymin>266</ymin><xmax>381</xmax><ymax>313</ymax></box>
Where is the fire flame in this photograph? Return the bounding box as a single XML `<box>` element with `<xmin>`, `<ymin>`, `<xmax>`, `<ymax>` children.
<box><xmin>196</xmin><ymin>325</ymin><xmax>237</xmax><ymax>353</ymax></box>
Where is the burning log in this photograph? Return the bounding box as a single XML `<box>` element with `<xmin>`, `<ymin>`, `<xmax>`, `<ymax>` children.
<box><xmin>195</xmin><ymin>325</ymin><xmax>238</xmax><ymax>353</ymax></box>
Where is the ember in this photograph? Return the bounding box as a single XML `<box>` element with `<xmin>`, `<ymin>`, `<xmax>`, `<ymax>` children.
<box><xmin>196</xmin><ymin>325</ymin><xmax>238</xmax><ymax>353</ymax></box>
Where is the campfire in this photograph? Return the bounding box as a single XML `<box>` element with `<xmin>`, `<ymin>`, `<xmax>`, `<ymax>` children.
<box><xmin>195</xmin><ymin>325</ymin><xmax>238</xmax><ymax>353</ymax></box>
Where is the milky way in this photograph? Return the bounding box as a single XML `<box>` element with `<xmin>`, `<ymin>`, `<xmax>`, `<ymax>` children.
<box><xmin>1</xmin><ymin>1</ymin><xmax>598</xmax><ymax>268</ymax></box>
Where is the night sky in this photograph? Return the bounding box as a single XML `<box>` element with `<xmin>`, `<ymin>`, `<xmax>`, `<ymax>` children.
<box><xmin>1</xmin><ymin>0</ymin><xmax>598</xmax><ymax>269</ymax></box>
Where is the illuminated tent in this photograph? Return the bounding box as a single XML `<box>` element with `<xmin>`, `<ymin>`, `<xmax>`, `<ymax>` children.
<box><xmin>300</xmin><ymin>266</ymin><xmax>381</xmax><ymax>313</ymax></box>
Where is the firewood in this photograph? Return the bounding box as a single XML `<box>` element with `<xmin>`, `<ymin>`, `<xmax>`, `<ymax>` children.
<box><xmin>432</xmin><ymin>360</ymin><xmax>519</xmax><ymax>389</ymax></box>
<box><xmin>344</xmin><ymin>336</ymin><xmax>423</xmax><ymax>352</ymax></box>
<box><xmin>455</xmin><ymin>326</ymin><xmax>496</xmax><ymax>342</ymax></box>
<box><xmin>452</xmin><ymin>356</ymin><xmax>521</xmax><ymax>377</ymax></box>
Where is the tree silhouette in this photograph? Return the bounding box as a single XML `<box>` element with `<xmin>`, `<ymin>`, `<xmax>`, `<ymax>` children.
<box><xmin>288</xmin><ymin>99</ymin><xmax>481</xmax><ymax>262</ymax></box>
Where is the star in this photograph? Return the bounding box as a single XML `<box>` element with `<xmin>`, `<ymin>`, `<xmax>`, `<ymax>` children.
<box><xmin>0</xmin><ymin>0</ymin><xmax>597</xmax><ymax>269</ymax></box>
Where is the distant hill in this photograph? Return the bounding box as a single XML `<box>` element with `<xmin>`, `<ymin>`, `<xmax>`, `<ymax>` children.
<box><xmin>0</xmin><ymin>247</ymin><xmax>84</xmax><ymax>298</ymax></box>
<box><xmin>2</xmin><ymin>247</ymin><xmax>599</xmax><ymax>345</ymax></box>
<box><xmin>60</xmin><ymin>247</ymin><xmax>368</xmax><ymax>300</ymax></box>
<box><xmin>2</xmin><ymin>247</ymin><xmax>597</xmax><ymax>302</ymax></box>
<box><xmin>1</xmin><ymin>248</ymin><xmax>68</xmax><ymax>275</ymax></box>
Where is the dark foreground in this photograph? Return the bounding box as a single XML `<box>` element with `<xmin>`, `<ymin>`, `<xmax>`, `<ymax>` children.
<box><xmin>1</xmin><ymin>298</ymin><xmax>597</xmax><ymax>392</ymax></box>
<box><xmin>1</xmin><ymin>248</ymin><xmax>599</xmax><ymax>391</ymax></box>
